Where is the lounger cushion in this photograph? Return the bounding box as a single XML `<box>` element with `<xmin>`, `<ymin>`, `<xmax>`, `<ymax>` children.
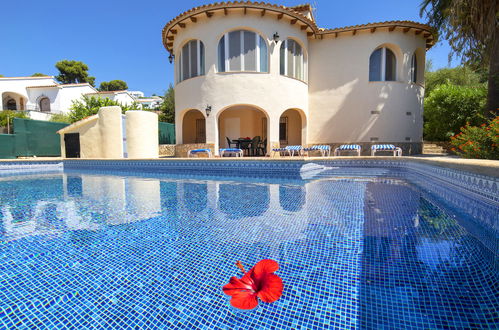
<box><xmin>337</xmin><ymin>144</ymin><xmax>361</xmax><ymax>150</ymax></box>
<box><xmin>371</xmin><ymin>144</ymin><xmax>396</xmax><ymax>150</ymax></box>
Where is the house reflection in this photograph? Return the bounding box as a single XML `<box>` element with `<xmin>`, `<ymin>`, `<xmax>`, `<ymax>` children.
<box><xmin>279</xmin><ymin>185</ymin><xmax>305</xmax><ymax>212</ymax></box>
<box><xmin>0</xmin><ymin>174</ymin><xmax>163</xmax><ymax>241</ymax></box>
<box><xmin>219</xmin><ymin>183</ymin><xmax>270</xmax><ymax>218</ymax></box>
<box><xmin>183</xmin><ymin>183</ymin><xmax>208</xmax><ymax>213</ymax></box>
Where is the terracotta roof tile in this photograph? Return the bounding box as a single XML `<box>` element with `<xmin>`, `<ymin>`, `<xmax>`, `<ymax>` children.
<box><xmin>161</xmin><ymin>2</ymin><xmax>435</xmax><ymax>52</ymax></box>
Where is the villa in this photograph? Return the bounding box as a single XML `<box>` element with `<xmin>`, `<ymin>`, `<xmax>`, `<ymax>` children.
<box><xmin>0</xmin><ymin>76</ymin><xmax>140</xmax><ymax>121</ymax></box>
<box><xmin>163</xmin><ymin>2</ymin><xmax>435</xmax><ymax>155</ymax></box>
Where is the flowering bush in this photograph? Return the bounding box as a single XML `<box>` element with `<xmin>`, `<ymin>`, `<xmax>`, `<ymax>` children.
<box><xmin>450</xmin><ymin>116</ymin><xmax>499</xmax><ymax>159</ymax></box>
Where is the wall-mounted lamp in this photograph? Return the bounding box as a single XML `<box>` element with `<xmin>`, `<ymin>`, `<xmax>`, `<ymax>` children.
<box><xmin>205</xmin><ymin>105</ymin><xmax>212</xmax><ymax>117</ymax></box>
<box><xmin>168</xmin><ymin>53</ymin><xmax>175</xmax><ymax>64</ymax></box>
<box><xmin>272</xmin><ymin>32</ymin><xmax>280</xmax><ymax>42</ymax></box>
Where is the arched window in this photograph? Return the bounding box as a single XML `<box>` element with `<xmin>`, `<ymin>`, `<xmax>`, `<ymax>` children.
<box><xmin>217</xmin><ymin>30</ymin><xmax>268</xmax><ymax>72</ymax></box>
<box><xmin>280</xmin><ymin>39</ymin><xmax>306</xmax><ymax>81</ymax></box>
<box><xmin>410</xmin><ymin>53</ymin><xmax>418</xmax><ymax>83</ymax></box>
<box><xmin>177</xmin><ymin>40</ymin><xmax>205</xmax><ymax>82</ymax></box>
<box><xmin>39</xmin><ymin>97</ymin><xmax>51</xmax><ymax>112</ymax></box>
<box><xmin>369</xmin><ymin>47</ymin><xmax>396</xmax><ymax>81</ymax></box>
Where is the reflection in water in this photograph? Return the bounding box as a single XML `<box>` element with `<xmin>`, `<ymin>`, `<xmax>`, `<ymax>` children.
<box><xmin>279</xmin><ymin>185</ymin><xmax>305</xmax><ymax>212</ymax></box>
<box><xmin>0</xmin><ymin>170</ymin><xmax>497</xmax><ymax>328</ymax></box>
<box><xmin>360</xmin><ymin>181</ymin><xmax>498</xmax><ymax>329</ymax></box>
<box><xmin>219</xmin><ymin>183</ymin><xmax>269</xmax><ymax>218</ymax></box>
<box><xmin>0</xmin><ymin>174</ymin><xmax>162</xmax><ymax>240</ymax></box>
<box><xmin>183</xmin><ymin>183</ymin><xmax>207</xmax><ymax>213</ymax></box>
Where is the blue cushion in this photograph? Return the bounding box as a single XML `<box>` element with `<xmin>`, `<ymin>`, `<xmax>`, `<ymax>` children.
<box><xmin>338</xmin><ymin>144</ymin><xmax>361</xmax><ymax>150</ymax></box>
<box><xmin>220</xmin><ymin>148</ymin><xmax>242</xmax><ymax>153</ymax></box>
<box><xmin>189</xmin><ymin>149</ymin><xmax>211</xmax><ymax>153</ymax></box>
<box><xmin>371</xmin><ymin>144</ymin><xmax>396</xmax><ymax>150</ymax></box>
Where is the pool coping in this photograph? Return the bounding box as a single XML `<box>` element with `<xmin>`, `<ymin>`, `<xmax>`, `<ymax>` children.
<box><xmin>1</xmin><ymin>156</ymin><xmax>497</xmax><ymax>178</ymax></box>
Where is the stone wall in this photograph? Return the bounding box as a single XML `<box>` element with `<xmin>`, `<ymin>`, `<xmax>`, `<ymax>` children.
<box><xmin>159</xmin><ymin>144</ymin><xmax>175</xmax><ymax>157</ymax></box>
<box><xmin>174</xmin><ymin>143</ymin><xmax>215</xmax><ymax>158</ymax></box>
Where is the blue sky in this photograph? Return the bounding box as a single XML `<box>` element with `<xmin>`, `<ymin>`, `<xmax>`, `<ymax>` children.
<box><xmin>0</xmin><ymin>0</ymin><xmax>459</xmax><ymax>96</ymax></box>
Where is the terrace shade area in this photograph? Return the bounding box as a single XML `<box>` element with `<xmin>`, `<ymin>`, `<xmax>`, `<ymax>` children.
<box><xmin>279</xmin><ymin>108</ymin><xmax>306</xmax><ymax>147</ymax></box>
<box><xmin>218</xmin><ymin>105</ymin><xmax>268</xmax><ymax>150</ymax></box>
<box><xmin>2</xmin><ymin>92</ymin><xmax>27</xmax><ymax>110</ymax></box>
<box><xmin>182</xmin><ymin>109</ymin><xmax>206</xmax><ymax>144</ymax></box>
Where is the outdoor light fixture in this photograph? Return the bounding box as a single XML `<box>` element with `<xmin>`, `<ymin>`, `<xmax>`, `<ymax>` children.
<box><xmin>168</xmin><ymin>53</ymin><xmax>175</xmax><ymax>64</ymax></box>
<box><xmin>272</xmin><ymin>32</ymin><xmax>280</xmax><ymax>42</ymax></box>
<box><xmin>205</xmin><ymin>105</ymin><xmax>212</xmax><ymax>117</ymax></box>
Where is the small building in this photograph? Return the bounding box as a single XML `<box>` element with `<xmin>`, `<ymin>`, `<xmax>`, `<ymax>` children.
<box><xmin>57</xmin><ymin>106</ymin><xmax>158</xmax><ymax>159</ymax></box>
<box><xmin>0</xmin><ymin>76</ymin><xmax>97</xmax><ymax>121</ymax></box>
<box><xmin>162</xmin><ymin>2</ymin><xmax>435</xmax><ymax>155</ymax></box>
<box><xmin>85</xmin><ymin>90</ymin><xmax>139</xmax><ymax>107</ymax></box>
<box><xmin>136</xmin><ymin>96</ymin><xmax>163</xmax><ymax>109</ymax></box>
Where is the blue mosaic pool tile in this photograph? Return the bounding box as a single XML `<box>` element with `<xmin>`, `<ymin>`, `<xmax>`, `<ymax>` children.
<box><xmin>0</xmin><ymin>161</ymin><xmax>497</xmax><ymax>328</ymax></box>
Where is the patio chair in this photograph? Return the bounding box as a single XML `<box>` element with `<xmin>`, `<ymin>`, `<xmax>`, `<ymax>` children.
<box><xmin>303</xmin><ymin>145</ymin><xmax>331</xmax><ymax>157</ymax></box>
<box><xmin>257</xmin><ymin>138</ymin><xmax>267</xmax><ymax>156</ymax></box>
<box><xmin>187</xmin><ymin>149</ymin><xmax>213</xmax><ymax>158</ymax></box>
<box><xmin>371</xmin><ymin>144</ymin><xmax>402</xmax><ymax>156</ymax></box>
<box><xmin>334</xmin><ymin>144</ymin><xmax>362</xmax><ymax>156</ymax></box>
<box><xmin>238</xmin><ymin>139</ymin><xmax>251</xmax><ymax>156</ymax></box>
<box><xmin>226</xmin><ymin>137</ymin><xmax>238</xmax><ymax>148</ymax></box>
<box><xmin>250</xmin><ymin>136</ymin><xmax>261</xmax><ymax>156</ymax></box>
<box><xmin>220</xmin><ymin>148</ymin><xmax>243</xmax><ymax>157</ymax></box>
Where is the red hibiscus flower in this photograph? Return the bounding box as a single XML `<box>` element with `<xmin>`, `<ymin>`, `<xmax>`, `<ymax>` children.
<box><xmin>222</xmin><ymin>259</ymin><xmax>284</xmax><ymax>310</ymax></box>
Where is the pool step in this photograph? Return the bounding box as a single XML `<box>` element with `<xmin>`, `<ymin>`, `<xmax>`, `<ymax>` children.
<box><xmin>422</xmin><ymin>142</ymin><xmax>449</xmax><ymax>155</ymax></box>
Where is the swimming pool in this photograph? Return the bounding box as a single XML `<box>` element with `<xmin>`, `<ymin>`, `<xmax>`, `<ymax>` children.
<box><xmin>0</xmin><ymin>160</ymin><xmax>497</xmax><ymax>328</ymax></box>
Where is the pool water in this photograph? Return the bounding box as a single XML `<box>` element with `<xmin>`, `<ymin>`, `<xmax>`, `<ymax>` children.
<box><xmin>0</xmin><ymin>167</ymin><xmax>497</xmax><ymax>329</ymax></box>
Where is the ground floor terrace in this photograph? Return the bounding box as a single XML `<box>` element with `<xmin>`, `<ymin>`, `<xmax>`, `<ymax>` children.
<box><xmin>176</xmin><ymin>104</ymin><xmax>422</xmax><ymax>157</ymax></box>
<box><xmin>178</xmin><ymin>104</ymin><xmax>307</xmax><ymax>157</ymax></box>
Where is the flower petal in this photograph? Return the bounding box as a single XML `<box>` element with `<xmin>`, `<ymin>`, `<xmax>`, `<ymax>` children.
<box><xmin>257</xmin><ymin>273</ymin><xmax>283</xmax><ymax>303</ymax></box>
<box><xmin>251</xmin><ymin>259</ymin><xmax>279</xmax><ymax>276</ymax></box>
<box><xmin>229</xmin><ymin>291</ymin><xmax>259</xmax><ymax>310</ymax></box>
<box><xmin>223</xmin><ymin>276</ymin><xmax>253</xmax><ymax>296</ymax></box>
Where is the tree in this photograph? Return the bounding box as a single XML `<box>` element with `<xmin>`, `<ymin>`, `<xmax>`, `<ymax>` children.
<box><xmin>159</xmin><ymin>84</ymin><xmax>175</xmax><ymax>123</ymax></box>
<box><xmin>0</xmin><ymin>110</ymin><xmax>28</xmax><ymax>131</ymax></box>
<box><xmin>31</xmin><ymin>73</ymin><xmax>49</xmax><ymax>77</ymax></box>
<box><xmin>420</xmin><ymin>0</ymin><xmax>498</xmax><ymax>117</ymax></box>
<box><xmin>99</xmin><ymin>80</ymin><xmax>128</xmax><ymax>91</ymax></box>
<box><xmin>55</xmin><ymin>60</ymin><xmax>95</xmax><ymax>86</ymax></box>
<box><xmin>425</xmin><ymin>65</ymin><xmax>483</xmax><ymax>95</ymax></box>
<box><xmin>424</xmin><ymin>83</ymin><xmax>486</xmax><ymax>140</ymax></box>
<box><xmin>68</xmin><ymin>96</ymin><xmax>139</xmax><ymax>123</ymax></box>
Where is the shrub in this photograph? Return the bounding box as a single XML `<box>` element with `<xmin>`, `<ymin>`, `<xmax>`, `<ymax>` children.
<box><xmin>49</xmin><ymin>113</ymin><xmax>71</xmax><ymax>123</ymax></box>
<box><xmin>69</xmin><ymin>96</ymin><xmax>140</xmax><ymax>123</ymax></box>
<box><xmin>0</xmin><ymin>110</ymin><xmax>28</xmax><ymax>129</ymax></box>
<box><xmin>450</xmin><ymin>116</ymin><xmax>499</xmax><ymax>159</ymax></box>
<box><xmin>424</xmin><ymin>83</ymin><xmax>487</xmax><ymax>141</ymax></box>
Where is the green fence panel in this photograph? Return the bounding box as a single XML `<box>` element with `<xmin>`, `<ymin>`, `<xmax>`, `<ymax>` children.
<box><xmin>0</xmin><ymin>134</ymin><xmax>16</xmax><ymax>159</ymax></box>
<box><xmin>158</xmin><ymin>122</ymin><xmax>175</xmax><ymax>144</ymax></box>
<box><xmin>13</xmin><ymin>118</ymin><xmax>69</xmax><ymax>157</ymax></box>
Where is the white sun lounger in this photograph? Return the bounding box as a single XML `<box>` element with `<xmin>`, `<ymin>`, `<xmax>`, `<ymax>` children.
<box><xmin>334</xmin><ymin>144</ymin><xmax>361</xmax><ymax>156</ymax></box>
<box><xmin>187</xmin><ymin>149</ymin><xmax>213</xmax><ymax>158</ymax></box>
<box><xmin>371</xmin><ymin>144</ymin><xmax>402</xmax><ymax>156</ymax></box>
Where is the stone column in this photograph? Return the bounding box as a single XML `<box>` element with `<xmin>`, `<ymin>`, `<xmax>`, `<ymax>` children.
<box><xmin>205</xmin><ymin>110</ymin><xmax>219</xmax><ymax>156</ymax></box>
<box><xmin>268</xmin><ymin>114</ymin><xmax>281</xmax><ymax>157</ymax></box>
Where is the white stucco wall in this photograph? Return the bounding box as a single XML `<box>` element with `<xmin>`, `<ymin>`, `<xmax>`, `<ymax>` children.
<box><xmin>168</xmin><ymin>8</ymin><xmax>429</xmax><ymax>153</ymax></box>
<box><xmin>308</xmin><ymin>29</ymin><xmax>426</xmax><ymax>143</ymax></box>
<box><xmin>0</xmin><ymin>76</ymin><xmax>98</xmax><ymax>117</ymax></box>
<box><xmin>172</xmin><ymin>13</ymin><xmax>310</xmax><ymax>152</ymax></box>
<box><xmin>126</xmin><ymin>110</ymin><xmax>159</xmax><ymax>159</ymax></box>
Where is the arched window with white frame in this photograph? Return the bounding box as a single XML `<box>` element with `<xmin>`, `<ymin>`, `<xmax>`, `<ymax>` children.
<box><xmin>217</xmin><ymin>30</ymin><xmax>268</xmax><ymax>72</ymax></box>
<box><xmin>410</xmin><ymin>52</ymin><xmax>418</xmax><ymax>83</ymax></box>
<box><xmin>280</xmin><ymin>39</ymin><xmax>306</xmax><ymax>81</ymax></box>
<box><xmin>177</xmin><ymin>40</ymin><xmax>205</xmax><ymax>83</ymax></box>
<box><xmin>369</xmin><ymin>47</ymin><xmax>396</xmax><ymax>81</ymax></box>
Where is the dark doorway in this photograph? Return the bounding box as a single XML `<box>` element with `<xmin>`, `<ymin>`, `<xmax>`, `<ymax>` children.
<box><xmin>64</xmin><ymin>133</ymin><xmax>80</xmax><ymax>158</ymax></box>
